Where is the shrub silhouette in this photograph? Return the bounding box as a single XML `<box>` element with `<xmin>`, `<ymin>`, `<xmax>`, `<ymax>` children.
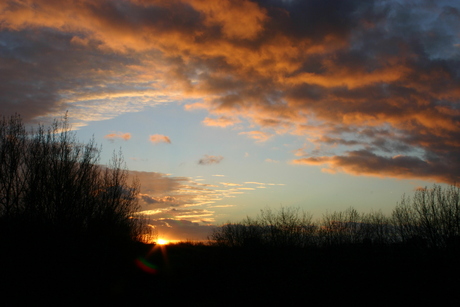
<box><xmin>0</xmin><ymin>114</ymin><xmax>150</xmax><ymax>244</ymax></box>
<box><xmin>317</xmin><ymin>207</ymin><xmax>398</xmax><ymax>247</ymax></box>
<box><xmin>210</xmin><ymin>206</ymin><xmax>316</xmax><ymax>248</ymax></box>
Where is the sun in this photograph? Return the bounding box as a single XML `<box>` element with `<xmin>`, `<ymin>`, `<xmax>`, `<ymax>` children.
<box><xmin>156</xmin><ymin>239</ymin><xmax>169</xmax><ymax>245</ymax></box>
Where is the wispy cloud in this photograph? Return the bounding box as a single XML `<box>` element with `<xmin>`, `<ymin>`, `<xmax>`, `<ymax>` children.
<box><xmin>128</xmin><ymin>171</ymin><xmax>230</xmax><ymax>238</ymax></box>
<box><xmin>220</xmin><ymin>182</ymin><xmax>243</xmax><ymax>187</ymax></box>
<box><xmin>202</xmin><ymin>116</ymin><xmax>241</xmax><ymax>128</ymax></box>
<box><xmin>198</xmin><ymin>155</ymin><xmax>224</xmax><ymax>165</ymax></box>
<box><xmin>130</xmin><ymin>170</ymin><xmax>274</xmax><ymax>213</ymax></box>
<box><xmin>149</xmin><ymin>134</ymin><xmax>171</xmax><ymax>144</ymax></box>
<box><xmin>239</xmin><ymin>131</ymin><xmax>273</xmax><ymax>143</ymax></box>
<box><xmin>208</xmin><ymin>204</ymin><xmax>235</xmax><ymax>208</ymax></box>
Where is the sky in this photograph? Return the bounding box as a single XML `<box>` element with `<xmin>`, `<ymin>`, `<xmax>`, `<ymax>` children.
<box><xmin>1</xmin><ymin>0</ymin><xmax>459</xmax><ymax>242</ymax></box>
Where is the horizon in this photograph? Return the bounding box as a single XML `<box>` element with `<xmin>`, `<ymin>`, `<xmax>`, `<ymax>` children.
<box><xmin>1</xmin><ymin>0</ymin><xmax>459</xmax><ymax>242</ymax></box>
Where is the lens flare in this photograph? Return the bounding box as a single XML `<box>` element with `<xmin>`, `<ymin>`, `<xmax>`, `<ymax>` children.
<box><xmin>135</xmin><ymin>257</ymin><xmax>158</xmax><ymax>274</ymax></box>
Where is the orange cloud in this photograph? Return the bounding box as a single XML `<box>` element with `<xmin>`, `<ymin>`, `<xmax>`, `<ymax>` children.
<box><xmin>285</xmin><ymin>64</ymin><xmax>411</xmax><ymax>89</ymax></box>
<box><xmin>239</xmin><ymin>131</ymin><xmax>273</xmax><ymax>143</ymax></box>
<box><xmin>187</xmin><ymin>0</ymin><xmax>267</xmax><ymax>40</ymax></box>
<box><xmin>104</xmin><ymin>132</ymin><xmax>131</xmax><ymax>141</ymax></box>
<box><xmin>202</xmin><ymin>116</ymin><xmax>241</xmax><ymax>127</ymax></box>
<box><xmin>149</xmin><ymin>134</ymin><xmax>171</xmax><ymax>144</ymax></box>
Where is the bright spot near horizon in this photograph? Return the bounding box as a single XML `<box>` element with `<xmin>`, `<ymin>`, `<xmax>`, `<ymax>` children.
<box><xmin>157</xmin><ymin>239</ymin><xmax>169</xmax><ymax>245</ymax></box>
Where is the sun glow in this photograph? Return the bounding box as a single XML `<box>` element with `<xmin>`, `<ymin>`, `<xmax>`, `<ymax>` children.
<box><xmin>157</xmin><ymin>239</ymin><xmax>169</xmax><ymax>245</ymax></box>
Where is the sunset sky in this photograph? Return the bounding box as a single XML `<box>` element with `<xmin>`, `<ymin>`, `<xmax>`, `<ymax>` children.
<box><xmin>1</xmin><ymin>0</ymin><xmax>459</xmax><ymax>241</ymax></box>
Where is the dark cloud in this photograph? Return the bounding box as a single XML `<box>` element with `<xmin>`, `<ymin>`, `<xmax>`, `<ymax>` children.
<box><xmin>140</xmin><ymin>195</ymin><xmax>178</xmax><ymax>207</ymax></box>
<box><xmin>1</xmin><ymin>0</ymin><xmax>460</xmax><ymax>182</ymax></box>
<box><xmin>198</xmin><ymin>155</ymin><xmax>224</xmax><ymax>165</ymax></box>
<box><xmin>293</xmin><ymin>149</ymin><xmax>459</xmax><ymax>184</ymax></box>
<box><xmin>261</xmin><ymin>0</ymin><xmax>361</xmax><ymax>40</ymax></box>
<box><xmin>0</xmin><ymin>27</ymin><xmax>141</xmax><ymax>123</ymax></box>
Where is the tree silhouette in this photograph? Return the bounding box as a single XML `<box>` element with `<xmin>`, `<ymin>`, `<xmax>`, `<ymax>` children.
<box><xmin>392</xmin><ymin>184</ymin><xmax>460</xmax><ymax>250</ymax></box>
<box><xmin>0</xmin><ymin>113</ymin><xmax>150</xmax><ymax>244</ymax></box>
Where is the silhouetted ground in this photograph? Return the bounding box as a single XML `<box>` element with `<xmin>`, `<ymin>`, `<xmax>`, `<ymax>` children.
<box><xmin>142</xmin><ymin>244</ymin><xmax>460</xmax><ymax>306</ymax></box>
<box><xmin>2</xmin><ymin>241</ymin><xmax>459</xmax><ymax>306</ymax></box>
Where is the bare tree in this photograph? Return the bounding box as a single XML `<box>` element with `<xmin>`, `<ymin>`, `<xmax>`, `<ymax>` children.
<box><xmin>318</xmin><ymin>207</ymin><xmax>365</xmax><ymax>246</ymax></box>
<box><xmin>392</xmin><ymin>185</ymin><xmax>460</xmax><ymax>249</ymax></box>
<box><xmin>257</xmin><ymin>206</ymin><xmax>316</xmax><ymax>247</ymax></box>
<box><xmin>0</xmin><ymin>115</ymin><xmax>26</xmax><ymax>217</ymax></box>
<box><xmin>360</xmin><ymin>210</ymin><xmax>395</xmax><ymax>245</ymax></box>
<box><xmin>0</xmin><ymin>114</ymin><xmax>148</xmax><ymax>243</ymax></box>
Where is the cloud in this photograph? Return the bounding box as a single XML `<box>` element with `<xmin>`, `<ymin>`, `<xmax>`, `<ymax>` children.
<box><xmin>149</xmin><ymin>134</ymin><xmax>171</xmax><ymax>144</ymax></box>
<box><xmin>129</xmin><ymin>170</ymin><xmax>227</xmax><ymax>208</ymax></box>
<box><xmin>188</xmin><ymin>0</ymin><xmax>267</xmax><ymax>40</ymax></box>
<box><xmin>135</xmin><ymin>183</ymin><xmax>277</xmax><ymax>240</ymax></box>
<box><xmin>198</xmin><ymin>155</ymin><xmax>224</xmax><ymax>165</ymax></box>
<box><xmin>239</xmin><ymin>131</ymin><xmax>273</xmax><ymax>143</ymax></box>
<box><xmin>220</xmin><ymin>182</ymin><xmax>243</xmax><ymax>187</ymax></box>
<box><xmin>130</xmin><ymin>169</ymin><xmax>271</xmax><ymax>214</ymax></box>
<box><xmin>128</xmin><ymin>170</ymin><xmax>243</xmax><ymax>239</ymax></box>
<box><xmin>144</xmin><ymin>208</ymin><xmax>215</xmax><ymax>221</ymax></box>
<box><xmin>1</xmin><ymin>0</ymin><xmax>460</xmax><ymax>183</ymax></box>
<box><xmin>139</xmin><ymin>195</ymin><xmax>179</xmax><ymax>207</ymax></box>
<box><xmin>209</xmin><ymin>204</ymin><xmax>235</xmax><ymax>208</ymax></box>
<box><xmin>293</xmin><ymin>150</ymin><xmax>460</xmax><ymax>184</ymax></box>
<box><xmin>202</xmin><ymin>116</ymin><xmax>241</xmax><ymax>127</ymax></box>
<box><xmin>104</xmin><ymin>132</ymin><xmax>131</xmax><ymax>141</ymax></box>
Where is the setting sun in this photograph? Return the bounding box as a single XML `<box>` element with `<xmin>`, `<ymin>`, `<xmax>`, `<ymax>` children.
<box><xmin>156</xmin><ymin>239</ymin><xmax>169</xmax><ymax>245</ymax></box>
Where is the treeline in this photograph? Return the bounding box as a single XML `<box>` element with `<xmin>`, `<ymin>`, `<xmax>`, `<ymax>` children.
<box><xmin>210</xmin><ymin>184</ymin><xmax>460</xmax><ymax>251</ymax></box>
